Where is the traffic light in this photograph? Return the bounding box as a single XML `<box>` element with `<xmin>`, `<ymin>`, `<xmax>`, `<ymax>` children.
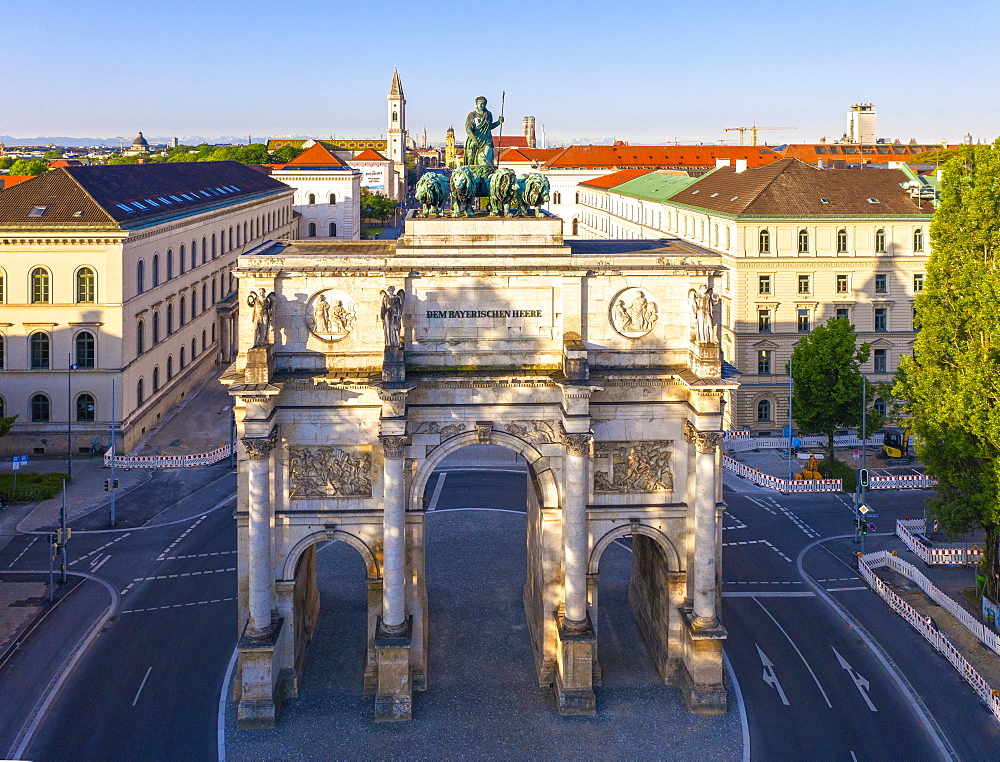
<box><xmin>104</xmin><ymin>479</ymin><xmax>111</xmax><ymax>491</ymax></box>
<box><xmin>856</xmin><ymin>517</ymin><xmax>865</xmax><ymax>534</ymax></box>
<box><xmin>860</xmin><ymin>520</ymin><xmax>868</xmax><ymax>536</ymax></box>
<box><xmin>113</xmin><ymin>479</ymin><xmax>119</xmax><ymax>489</ymax></box>
<box><xmin>859</xmin><ymin>468</ymin><xmax>870</xmax><ymax>488</ymax></box>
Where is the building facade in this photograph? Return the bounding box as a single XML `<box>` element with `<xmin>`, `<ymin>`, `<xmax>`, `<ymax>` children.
<box><xmin>577</xmin><ymin>158</ymin><xmax>936</xmax><ymax>431</ymax></box>
<box><xmin>270</xmin><ymin>144</ymin><xmax>362</xmax><ymax>241</ymax></box>
<box><xmin>0</xmin><ymin>161</ymin><xmax>295</xmax><ymax>456</ymax></box>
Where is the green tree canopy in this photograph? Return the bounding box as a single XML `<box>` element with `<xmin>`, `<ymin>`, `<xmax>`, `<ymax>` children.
<box><xmin>43</xmin><ymin>150</ymin><xmax>63</xmax><ymax>159</ymax></box>
<box><xmin>269</xmin><ymin>146</ymin><xmax>304</xmax><ymax>164</ymax></box>
<box><xmin>909</xmin><ymin>148</ymin><xmax>958</xmax><ymax>165</ymax></box>
<box><xmin>895</xmin><ymin>138</ymin><xmax>1000</xmax><ymax>597</ymax></box>
<box><xmin>8</xmin><ymin>158</ymin><xmax>47</xmax><ymax>176</ymax></box>
<box><xmin>0</xmin><ymin>157</ymin><xmax>12</xmax><ymax>170</ymax></box>
<box><xmin>360</xmin><ymin>187</ymin><xmax>397</xmax><ymax>226</ymax></box>
<box><xmin>788</xmin><ymin>316</ymin><xmax>883</xmax><ymax>455</ymax></box>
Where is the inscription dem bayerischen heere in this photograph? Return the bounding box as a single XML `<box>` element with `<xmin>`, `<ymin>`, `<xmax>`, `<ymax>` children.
<box><xmin>426</xmin><ymin>310</ymin><xmax>542</xmax><ymax>319</ymax></box>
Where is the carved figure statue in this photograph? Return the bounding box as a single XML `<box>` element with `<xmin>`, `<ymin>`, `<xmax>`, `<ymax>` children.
<box><xmin>312</xmin><ymin>294</ymin><xmax>331</xmax><ymax>333</ymax></box>
<box><xmin>415</xmin><ymin>172</ymin><xmax>450</xmax><ymax>217</ymax></box>
<box><xmin>613</xmin><ymin>299</ymin><xmax>632</xmax><ymax>331</ymax></box>
<box><xmin>689</xmin><ymin>284</ymin><xmax>721</xmax><ymax>344</ymax></box>
<box><xmin>330</xmin><ymin>300</ymin><xmax>350</xmax><ymax>333</ymax></box>
<box><xmin>515</xmin><ymin>173</ymin><xmax>550</xmax><ymax>217</ymax></box>
<box><xmin>489</xmin><ymin>167</ymin><xmax>518</xmax><ymax>216</ymax></box>
<box><xmin>380</xmin><ymin>286</ymin><xmax>406</xmax><ymax>347</ymax></box>
<box><xmin>247</xmin><ymin>288</ymin><xmax>275</xmax><ymax>348</ymax></box>
<box><xmin>464</xmin><ymin>96</ymin><xmax>503</xmax><ymax>170</ymax></box>
<box><xmin>628</xmin><ymin>290</ymin><xmax>656</xmax><ymax>332</ymax></box>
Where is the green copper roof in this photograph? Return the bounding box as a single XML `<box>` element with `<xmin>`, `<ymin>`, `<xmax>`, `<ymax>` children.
<box><xmin>608</xmin><ymin>172</ymin><xmax>698</xmax><ymax>202</ymax></box>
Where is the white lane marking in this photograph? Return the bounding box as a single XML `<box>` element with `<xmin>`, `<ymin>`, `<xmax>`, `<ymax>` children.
<box><xmin>120</xmin><ymin>582</ymin><xmax>135</xmax><ymax>596</ymax></box>
<box><xmin>427</xmin><ymin>472</ymin><xmax>448</xmax><ymax>511</ymax></box>
<box><xmin>91</xmin><ymin>554</ymin><xmax>111</xmax><ymax>574</ymax></box>
<box><xmin>132</xmin><ymin>567</ymin><xmax>235</xmax><ymax>582</ymax></box>
<box><xmin>131</xmin><ymin>666</ymin><xmax>153</xmax><ymax>707</ymax></box>
<box><xmin>121</xmin><ymin>597</ymin><xmax>237</xmax><ymax>614</ymax></box>
<box><xmin>161</xmin><ymin>550</ymin><xmax>236</xmax><ymax>561</ymax></box>
<box><xmin>832</xmin><ymin>647</ymin><xmax>878</xmax><ymax>712</ymax></box>
<box><xmin>724</xmin><ymin>591</ymin><xmax>815</xmax><ymax>598</ymax></box>
<box><xmin>723</xmin><ymin>651</ymin><xmax>752</xmax><ymax>762</ymax></box>
<box><xmin>725</xmin><ymin>581</ymin><xmax>802</xmax><ymax>585</ymax></box>
<box><xmin>755</xmin><ymin>644</ymin><xmax>790</xmax><ymax>705</ymax></box>
<box><xmin>218</xmin><ymin>647</ymin><xmax>238</xmax><ymax>762</ymax></box>
<box><xmin>7</xmin><ymin>538</ymin><xmax>38</xmax><ymax>569</ymax></box>
<box><xmin>850</xmin><ymin>752</ymin><xmax>858</xmax><ymax>762</ymax></box>
<box><xmin>753</xmin><ymin>597</ymin><xmax>833</xmax><ymax>708</ymax></box>
<box><xmin>156</xmin><ymin>515</ymin><xmax>208</xmax><ymax>562</ymax></box>
<box><xmin>69</xmin><ymin>533</ymin><xmax>131</xmax><ymax>567</ymax></box>
<box><xmin>773</xmin><ymin>501</ymin><xmax>820</xmax><ymax>539</ymax></box>
<box><xmin>722</xmin><ymin>538</ymin><xmax>793</xmax><ymax>563</ymax></box>
<box><xmin>747</xmin><ymin>496</ymin><xmax>778</xmax><ymax>515</ymax></box>
<box><xmin>826</xmin><ymin>586</ymin><xmax>868</xmax><ymax>592</ymax></box>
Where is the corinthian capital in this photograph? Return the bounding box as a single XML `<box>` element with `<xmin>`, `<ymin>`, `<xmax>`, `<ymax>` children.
<box><xmin>562</xmin><ymin>432</ymin><xmax>593</xmax><ymax>457</ymax></box>
<box><xmin>380</xmin><ymin>435</ymin><xmax>408</xmax><ymax>460</ymax></box>
<box><xmin>693</xmin><ymin>429</ymin><xmax>723</xmax><ymax>454</ymax></box>
<box><xmin>242</xmin><ymin>437</ymin><xmax>274</xmax><ymax>461</ymax></box>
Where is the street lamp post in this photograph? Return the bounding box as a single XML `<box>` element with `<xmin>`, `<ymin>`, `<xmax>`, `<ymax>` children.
<box><xmin>67</xmin><ymin>355</ymin><xmax>78</xmax><ymax>482</ymax></box>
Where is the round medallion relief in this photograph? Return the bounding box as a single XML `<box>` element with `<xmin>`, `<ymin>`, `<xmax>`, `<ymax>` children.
<box><xmin>609</xmin><ymin>287</ymin><xmax>659</xmax><ymax>338</ymax></box>
<box><xmin>306</xmin><ymin>289</ymin><xmax>358</xmax><ymax>342</ymax></box>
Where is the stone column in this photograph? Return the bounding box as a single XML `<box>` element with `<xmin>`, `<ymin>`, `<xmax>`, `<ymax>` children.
<box><xmin>380</xmin><ymin>434</ymin><xmax>408</xmax><ymax>633</ymax></box>
<box><xmin>562</xmin><ymin>431</ymin><xmax>592</xmax><ymax>629</ymax></box>
<box><xmin>687</xmin><ymin>422</ymin><xmax>722</xmax><ymax>628</ymax></box>
<box><xmin>244</xmin><ymin>437</ymin><xmax>274</xmax><ymax>637</ymax></box>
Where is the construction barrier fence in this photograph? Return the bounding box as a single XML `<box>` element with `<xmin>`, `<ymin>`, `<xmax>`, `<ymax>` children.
<box><xmin>104</xmin><ymin>443</ymin><xmax>232</xmax><ymax>469</ymax></box>
<box><xmin>896</xmin><ymin>518</ymin><xmax>983</xmax><ymax>565</ymax></box>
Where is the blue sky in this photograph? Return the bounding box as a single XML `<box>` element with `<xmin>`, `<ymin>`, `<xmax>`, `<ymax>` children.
<box><xmin>2</xmin><ymin>0</ymin><xmax>997</xmax><ymax>145</ymax></box>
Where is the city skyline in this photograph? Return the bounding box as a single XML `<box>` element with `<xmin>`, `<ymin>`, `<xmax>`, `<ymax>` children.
<box><xmin>2</xmin><ymin>0</ymin><xmax>998</xmax><ymax>145</ymax></box>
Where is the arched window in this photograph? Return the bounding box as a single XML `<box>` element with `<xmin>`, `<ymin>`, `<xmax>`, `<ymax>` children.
<box><xmin>167</xmin><ymin>355</ymin><xmax>174</xmax><ymax>380</ymax></box>
<box><xmin>575</xmin><ymin>192</ymin><xmax>580</xmax><ymax>204</ymax></box>
<box><xmin>167</xmin><ymin>303</ymin><xmax>174</xmax><ymax>335</ymax></box>
<box><xmin>75</xmin><ymin>331</ymin><xmax>95</xmax><ymax>368</ymax></box>
<box><xmin>202</xmin><ymin>284</ymin><xmax>207</xmax><ymax>312</ymax></box>
<box><xmin>0</xmin><ymin>269</ymin><xmax>5</xmax><ymax>303</ymax></box>
<box><xmin>179</xmin><ymin>245</ymin><xmax>186</xmax><ymax>274</ymax></box>
<box><xmin>329</xmin><ymin>222</ymin><xmax>337</xmax><ymax>237</ymax></box>
<box><xmin>837</xmin><ymin>229</ymin><xmax>849</xmax><ymax>253</ymax></box>
<box><xmin>211</xmin><ymin>323</ymin><xmax>216</xmax><ymax>342</ymax></box>
<box><xmin>152</xmin><ymin>311</ymin><xmax>160</xmax><ymax>344</ymax></box>
<box><xmin>236</xmin><ymin>226</ymin><xmax>242</xmax><ymax>247</ymax></box>
<box><xmin>756</xmin><ymin>399</ymin><xmax>772</xmax><ymax>423</ymax></box>
<box><xmin>725</xmin><ymin>227</ymin><xmax>731</xmax><ymax>249</ymax></box>
<box><xmin>875</xmin><ymin>228</ymin><xmax>887</xmax><ymax>253</ymax></box>
<box><xmin>552</xmin><ymin>191</ymin><xmax>561</xmax><ymax>204</ymax></box>
<box><xmin>153</xmin><ymin>366</ymin><xmax>160</xmax><ymax>392</ymax></box>
<box><xmin>137</xmin><ymin>260</ymin><xmax>145</xmax><ymax>293</ymax></box>
<box><xmin>137</xmin><ymin>320</ymin><xmax>145</xmax><ymax>355</ymax></box>
<box><xmin>307</xmin><ymin>193</ymin><xmax>316</xmax><ymax>205</ymax></box>
<box><xmin>180</xmin><ymin>346</ymin><xmax>186</xmax><ymax>367</ymax></box>
<box><xmin>137</xmin><ymin>378</ymin><xmax>144</xmax><ymax>405</ymax></box>
<box><xmin>180</xmin><ymin>296</ymin><xmax>186</xmax><ymax>326</ymax></box>
<box><xmin>153</xmin><ymin>253</ymin><xmax>161</xmax><ymax>287</ymax></box>
<box><xmin>30</xmin><ymin>267</ymin><xmax>50</xmax><ymax>303</ymax></box>
<box><xmin>797</xmin><ymin>229</ymin><xmax>809</xmax><ymax>253</ymax></box>
<box><xmin>191</xmin><ymin>338</ymin><xmax>197</xmax><ymax>358</ymax></box>
<box><xmin>201</xmin><ymin>330</ymin><xmax>207</xmax><ymax>351</ymax></box>
<box><xmin>913</xmin><ymin>228</ymin><xmax>924</xmax><ymax>252</ymax></box>
<box><xmin>212</xmin><ymin>279</ymin><xmax>217</xmax><ymax>304</ymax></box>
<box><xmin>76</xmin><ymin>393</ymin><xmax>95</xmax><ymax>422</ymax></box>
<box><xmin>30</xmin><ymin>332</ymin><xmax>50</xmax><ymax>369</ymax></box>
<box><xmin>572</xmin><ymin>218</ymin><xmax>579</xmax><ymax>236</ymax></box>
<box><xmin>31</xmin><ymin>393</ymin><xmax>50</xmax><ymax>422</ymax></box>
<box><xmin>228</xmin><ymin>227</ymin><xmax>233</xmax><ymax>251</ymax></box>
<box><xmin>329</xmin><ymin>193</ymin><xmax>336</xmax><ymax>204</ymax></box>
<box><xmin>76</xmin><ymin>267</ymin><xmax>96</xmax><ymax>303</ymax></box>
<box><xmin>166</xmin><ymin>249</ymin><xmax>174</xmax><ymax>280</ymax></box>
<box><xmin>758</xmin><ymin>229</ymin><xmax>770</xmax><ymax>253</ymax></box>
<box><xmin>243</xmin><ymin>221</ymin><xmax>248</xmax><ymax>243</ymax></box>
<box><xmin>713</xmin><ymin>223</ymin><xmax>719</xmax><ymax>246</ymax></box>
<box><xmin>0</xmin><ymin>335</ymin><xmax>4</xmax><ymax>369</ymax></box>
<box><xmin>211</xmin><ymin>234</ymin><xmax>216</xmax><ymax>261</ymax></box>
<box><xmin>308</xmin><ymin>222</ymin><xmax>317</xmax><ymax>237</ymax></box>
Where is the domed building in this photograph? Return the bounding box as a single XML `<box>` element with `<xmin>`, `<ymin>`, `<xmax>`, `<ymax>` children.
<box><xmin>124</xmin><ymin>131</ymin><xmax>150</xmax><ymax>156</ymax></box>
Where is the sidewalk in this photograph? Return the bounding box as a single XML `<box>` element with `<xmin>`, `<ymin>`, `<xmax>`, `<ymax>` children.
<box><xmin>134</xmin><ymin>372</ymin><xmax>233</xmax><ymax>456</ymax></box>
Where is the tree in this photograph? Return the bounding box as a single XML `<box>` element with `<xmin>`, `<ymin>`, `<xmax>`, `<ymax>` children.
<box><xmin>360</xmin><ymin>187</ymin><xmax>397</xmax><ymax>226</ymax></box>
<box><xmin>8</xmin><ymin>158</ymin><xmax>47</xmax><ymax>176</ymax></box>
<box><xmin>43</xmin><ymin>150</ymin><xmax>63</xmax><ymax>159</ymax></box>
<box><xmin>0</xmin><ymin>415</ymin><xmax>16</xmax><ymax>439</ymax></box>
<box><xmin>788</xmin><ymin>316</ymin><xmax>883</xmax><ymax>457</ymax></box>
<box><xmin>0</xmin><ymin>157</ymin><xmax>12</xmax><ymax>170</ymax></box>
<box><xmin>895</xmin><ymin>139</ymin><xmax>1000</xmax><ymax>598</ymax></box>
<box><xmin>269</xmin><ymin>146</ymin><xmax>304</xmax><ymax>164</ymax></box>
<box><xmin>909</xmin><ymin>148</ymin><xmax>958</xmax><ymax>165</ymax></box>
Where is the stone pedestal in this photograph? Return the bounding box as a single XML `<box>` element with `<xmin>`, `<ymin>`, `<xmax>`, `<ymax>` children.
<box><xmin>237</xmin><ymin>618</ymin><xmax>283</xmax><ymax>729</ymax></box>
<box><xmin>554</xmin><ymin>613</ymin><xmax>596</xmax><ymax>716</ymax></box>
<box><xmin>382</xmin><ymin>346</ymin><xmax>406</xmax><ymax>384</ymax></box>
<box><xmin>562</xmin><ymin>337</ymin><xmax>589</xmax><ymax>382</ymax></box>
<box><xmin>693</xmin><ymin>342</ymin><xmax>721</xmax><ymax>378</ymax></box>
<box><xmin>245</xmin><ymin>344</ymin><xmax>273</xmax><ymax>384</ymax></box>
<box><xmin>374</xmin><ymin>615</ymin><xmax>413</xmax><ymax>722</ymax></box>
<box><xmin>679</xmin><ymin>608</ymin><xmax>727</xmax><ymax>714</ymax></box>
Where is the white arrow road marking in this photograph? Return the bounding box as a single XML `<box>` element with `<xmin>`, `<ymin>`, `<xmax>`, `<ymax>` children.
<box><xmin>832</xmin><ymin>646</ymin><xmax>877</xmax><ymax>712</ymax></box>
<box><xmin>755</xmin><ymin>644</ymin><xmax>790</xmax><ymax>705</ymax></box>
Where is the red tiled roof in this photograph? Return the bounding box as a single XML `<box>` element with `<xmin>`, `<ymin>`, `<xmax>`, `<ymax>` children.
<box><xmin>47</xmin><ymin>159</ymin><xmax>84</xmax><ymax>168</ymax></box>
<box><xmin>496</xmin><ymin>136</ymin><xmax>528</xmax><ymax>148</ymax></box>
<box><xmin>353</xmin><ymin>148</ymin><xmax>389</xmax><ymax>161</ymax></box>
<box><xmin>282</xmin><ymin>142</ymin><xmax>349</xmax><ymax>168</ymax></box>
<box><xmin>579</xmin><ymin>168</ymin><xmax>656</xmax><ymax>189</ymax></box>
<box><xmin>0</xmin><ymin>175</ymin><xmax>36</xmax><ymax>191</ymax></box>
<box><xmin>498</xmin><ymin>147</ymin><xmax>563</xmax><ymax>164</ymax></box>
<box><xmin>541</xmin><ymin>145</ymin><xmax>780</xmax><ymax>170</ymax></box>
<box><xmin>776</xmin><ymin>143</ymin><xmax>960</xmax><ymax>164</ymax></box>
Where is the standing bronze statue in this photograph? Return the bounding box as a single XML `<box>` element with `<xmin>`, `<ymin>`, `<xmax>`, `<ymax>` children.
<box><xmin>464</xmin><ymin>96</ymin><xmax>504</xmax><ymax>170</ymax></box>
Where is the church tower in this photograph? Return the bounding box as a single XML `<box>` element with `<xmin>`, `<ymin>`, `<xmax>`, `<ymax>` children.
<box><xmin>387</xmin><ymin>68</ymin><xmax>407</xmax><ymax>200</ymax></box>
<box><xmin>445</xmin><ymin>127</ymin><xmax>456</xmax><ymax>168</ymax></box>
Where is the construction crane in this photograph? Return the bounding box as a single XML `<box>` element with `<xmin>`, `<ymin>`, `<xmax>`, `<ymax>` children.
<box><xmin>724</xmin><ymin>126</ymin><xmax>798</xmax><ymax>146</ymax></box>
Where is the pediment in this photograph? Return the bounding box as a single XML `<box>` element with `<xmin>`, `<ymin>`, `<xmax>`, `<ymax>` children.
<box><xmin>751</xmin><ymin>339</ymin><xmax>779</xmax><ymax>349</ymax></box>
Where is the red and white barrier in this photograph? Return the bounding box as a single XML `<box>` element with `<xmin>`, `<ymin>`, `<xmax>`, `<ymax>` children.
<box><xmin>896</xmin><ymin>518</ymin><xmax>983</xmax><ymax>565</ymax></box>
<box><xmin>104</xmin><ymin>443</ymin><xmax>232</xmax><ymax>469</ymax></box>
<box><xmin>859</xmin><ymin>550</ymin><xmax>1000</xmax><ymax>723</ymax></box>
<box><xmin>870</xmin><ymin>474</ymin><xmax>938</xmax><ymax>490</ymax></box>
<box><xmin>722</xmin><ymin>454</ymin><xmax>842</xmax><ymax>493</ymax></box>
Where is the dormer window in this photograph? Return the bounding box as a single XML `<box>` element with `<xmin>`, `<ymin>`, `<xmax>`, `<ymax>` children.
<box><xmin>28</xmin><ymin>206</ymin><xmax>47</xmax><ymax>217</ymax></box>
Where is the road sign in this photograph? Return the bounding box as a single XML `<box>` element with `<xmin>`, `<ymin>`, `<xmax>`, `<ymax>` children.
<box><xmin>868</xmin><ymin>523</ymin><xmax>877</xmax><ymax>532</ymax></box>
<box><xmin>12</xmin><ymin>455</ymin><xmax>27</xmax><ymax>470</ymax></box>
<box><xmin>858</xmin><ymin>504</ymin><xmax>871</xmax><ymax>515</ymax></box>
<box><xmin>852</xmin><ymin>448</ymin><xmax>860</xmax><ymax>461</ymax></box>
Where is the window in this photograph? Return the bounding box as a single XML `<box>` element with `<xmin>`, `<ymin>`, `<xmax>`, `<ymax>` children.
<box><xmin>167</xmin><ymin>356</ymin><xmax>174</xmax><ymax>380</ymax></box>
<box><xmin>875</xmin><ymin>228</ymin><xmax>886</xmax><ymax>253</ymax></box>
<box><xmin>180</xmin><ymin>296</ymin><xmax>186</xmax><ymax>326</ymax></box>
<box><xmin>836</xmin><ymin>274</ymin><xmax>849</xmax><ymax>294</ymax></box>
<box><xmin>180</xmin><ymin>346</ymin><xmax>186</xmax><ymax>368</ymax></box>
<box><xmin>211</xmin><ymin>235</ymin><xmax>216</xmax><ymax>263</ymax></box>
<box><xmin>329</xmin><ymin>222</ymin><xmax>337</xmax><ymax>237</ymax></box>
<box><xmin>167</xmin><ymin>304</ymin><xmax>174</xmax><ymax>335</ymax></box>
<box><xmin>329</xmin><ymin>193</ymin><xmax>336</xmax><ymax>204</ymax></box>
<box><xmin>152</xmin><ymin>254</ymin><xmax>160</xmax><ymax>287</ymax></box>
<box><xmin>914</xmin><ymin>228</ymin><xmax>925</xmax><ymax>252</ymax></box>
<box><xmin>757</xmin><ymin>350</ymin><xmax>772</xmax><ymax>375</ymax></box>
<box><xmin>575</xmin><ymin>192</ymin><xmax>580</xmax><ymax>205</ymax></box>
<box><xmin>167</xmin><ymin>249</ymin><xmax>174</xmax><ymax>280</ymax></box>
<box><xmin>758</xmin><ymin>275</ymin><xmax>771</xmax><ymax>295</ymax></box>
<box><xmin>0</xmin><ymin>270</ymin><xmax>5</xmax><ymax>303</ymax></box>
<box><xmin>228</xmin><ymin>227</ymin><xmax>233</xmax><ymax>251</ymax></box>
<box><xmin>30</xmin><ymin>332</ymin><xmax>50</xmax><ymax>369</ymax></box>
<box><xmin>76</xmin><ymin>393</ymin><xmax>95</xmax><ymax>422</ymax></box>
<box><xmin>153</xmin><ymin>311</ymin><xmax>160</xmax><ymax>344</ymax></box>
<box><xmin>76</xmin><ymin>267</ymin><xmax>96</xmax><ymax>303</ymax></box>
<box><xmin>837</xmin><ymin>229</ymin><xmax>848</xmax><ymax>253</ymax></box>
<box><xmin>308</xmin><ymin>222</ymin><xmax>317</xmax><ymax>237</ymax></box>
<box><xmin>797</xmin><ymin>229</ymin><xmax>809</xmax><ymax>253</ymax></box>
<box><xmin>237</xmin><ymin>225</ymin><xmax>242</xmax><ymax>247</ymax></box>
<box><xmin>31</xmin><ymin>394</ymin><xmax>50</xmax><ymax>422</ymax></box>
<box><xmin>913</xmin><ymin>273</ymin><xmax>925</xmax><ymax>293</ymax></box>
<box><xmin>798</xmin><ymin>274</ymin><xmax>811</xmax><ymax>294</ymax></box>
<box><xmin>191</xmin><ymin>338</ymin><xmax>197</xmax><ymax>358</ymax></box>
<box><xmin>308</xmin><ymin>193</ymin><xmax>316</xmax><ymax>205</ymax></box>
<box><xmin>874</xmin><ymin>307</ymin><xmax>887</xmax><ymax>332</ymax></box>
<box><xmin>153</xmin><ymin>366</ymin><xmax>160</xmax><ymax>392</ymax></box>
<box><xmin>875</xmin><ymin>273</ymin><xmax>887</xmax><ymax>293</ymax></box>
<box><xmin>0</xmin><ymin>397</ymin><xmax>4</xmax><ymax>417</ymax></box>
<box><xmin>874</xmin><ymin>400</ymin><xmax>887</xmax><ymax>417</ymax></box>
<box><xmin>874</xmin><ymin>348</ymin><xmax>887</xmax><ymax>373</ymax></box>
<box><xmin>75</xmin><ymin>331</ymin><xmax>95</xmax><ymax>368</ymax></box>
<box><xmin>179</xmin><ymin>245</ymin><xmax>186</xmax><ymax>274</ymax></box>
<box><xmin>552</xmin><ymin>192</ymin><xmax>561</xmax><ymax>204</ymax></box>
<box><xmin>137</xmin><ymin>378</ymin><xmax>144</xmax><ymax>405</ymax></box>
<box><xmin>572</xmin><ymin>218</ymin><xmax>579</xmax><ymax>236</ymax></box>
<box><xmin>202</xmin><ymin>330</ymin><xmax>207</xmax><ymax>351</ymax></box>
<box><xmin>212</xmin><ymin>323</ymin><xmax>216</xmax><ymax>342</ymax></box>
<box><xmin>137</xmin><ymin>260</ymin><xmax>145</xmax><ymax>293</ymax></box>
<box><xmin>0</xmin><ymin>335</ymin><xmax>4</xmax><ymax>369</ymax></box>
<box><xmin>836</xmin><ymin>307</ymin><xmax>850</xmax><ymax>321</ymax></box>
<box><xmin>759</xmin><ymin>229</ymin><xmax>770</xmax><ymax>253</ymax></box>
<box><xmin>30</xmin><ymin>267</ymin><xmax>50</xmax><ymax>303</ymax></box>
<box><xmin>202</xmin><ymin>284</ymin><xmax>207</xmax><ymax>312</ymax></box>
<box><xmin>797</xmin><ymin>309</ymin><xmax>810</xmax><ymax>333</ymax></box>
<box><xmin>212</xmin><ymin>279</ymin><xmax>217</xmax><ymax>305</ymax></box>
<box><xmin>137</xmin><ymin>320</ymin><xmax>145</xmax><ymax>355</ymax></box>
<box><xmin>758</xmin><ymin>310</ymin><xmax>771</xmax><ymax>333</ymax></box>
<box><xmin>756</xmin><ymin>399</ymin><xmax>772</xmax><ymax>422</ymax></box>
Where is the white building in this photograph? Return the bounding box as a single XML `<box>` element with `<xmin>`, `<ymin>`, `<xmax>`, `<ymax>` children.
<box><xmin>271</xmin><ymin>143</ymin><xmax>362</xmax><ymax>240</ymax></box>
<box><xmin>847</xmin><ymin>104</ymin><xmax>877</xmax><ymax>144</ymax></box>
<box><xmin>0</xmin><ymin>161</ymin><xmax>295</xmax><ymax>456</ymax></box>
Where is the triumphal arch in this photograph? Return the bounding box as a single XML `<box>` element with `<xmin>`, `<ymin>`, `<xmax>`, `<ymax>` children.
<box><xmin>226</xmin><ymin>212</ymin><xmax>735</xmax><ymax>727</ymax></box>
